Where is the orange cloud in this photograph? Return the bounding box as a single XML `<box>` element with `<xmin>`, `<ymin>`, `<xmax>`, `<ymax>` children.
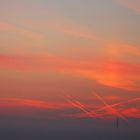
<box><xmin>0</xmin><ymin>21</ymin><xmax>45</xmax><ymax>41</ymax></box>
<box><xmin>118</xmin><ymin>0</ymin><xmax>140</xmax><ymax>14</ymax></box>
<box><xmin>0</xmin><ymin>53</ymin><xmax>140</xmax><ymax>91</ymax></box>
<box><xmin>104</xmin><ymin>40</ymin><xmax>140</xmax><ymax>58</ymax></box>
<box><xmin>102</xmin><ymin>95</ymin><xmax>122</xmax><ymax>101</ymax></box>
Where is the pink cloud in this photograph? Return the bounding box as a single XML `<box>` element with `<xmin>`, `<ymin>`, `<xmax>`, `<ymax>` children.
<box><xmin>118</xmin><ymin>0</ymin><xmax>140</xmax><ymax>14</ymax></box>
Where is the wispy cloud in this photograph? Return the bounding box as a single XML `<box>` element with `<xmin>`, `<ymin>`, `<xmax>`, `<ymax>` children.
<box><xmin>18</xmin><ymin>7</ymin><xmax>97</xmax><ymax>41</ymax></box>
<box><xmin>118</xmin><ymin>0</ymin><xmax>140</xmax><ymax>14</ymax></box>
<box><xmin>104</xmin><ymin>40</ymin><xmax>140</xmax><ymax>58</ymax></box>
<box><xmin>0</xmin><ymin>52</ymin><xmax>140</xmax><ymax>91</ymax></box>
<box><xmin>0</xmin><ymin>21</ymin><xmax>45</xmax><ymax>41</ymax></box>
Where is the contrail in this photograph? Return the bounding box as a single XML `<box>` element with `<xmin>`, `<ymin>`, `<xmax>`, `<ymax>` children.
<box><xmin>92</xmin><ymin>92</ymin><xmax>127</xmax><ymax>121</ymax></box>
<box><xmin>64</xmin><ymin>95</ymin><xmax>103</xmax><ymax>119</ymax></box>
<box><xmin>96</xmin><ymin>97</ymin><xmax>140</xmax><ymax>112</ymax></box>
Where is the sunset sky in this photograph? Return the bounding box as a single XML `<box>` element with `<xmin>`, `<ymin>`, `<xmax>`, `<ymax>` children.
<box><xmin>0</xmin><ymin>0</ymin><xmax>140</xmax><ymax>139</ymax></box>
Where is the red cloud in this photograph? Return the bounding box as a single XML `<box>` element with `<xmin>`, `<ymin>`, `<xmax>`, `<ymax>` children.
<box><xmin>122</xmin><ymin>108</ymin><xmax>140</xmax><ymax>118</ymax></box>
<box><xmin>0</xmin><ymin>98</ymin><xmax>70</xmax><ymax>110</ymax></box>
<box><xmin>0</xmin><ymin>97</ymin><xmax>140</xmax><ymax>120</ymax></box>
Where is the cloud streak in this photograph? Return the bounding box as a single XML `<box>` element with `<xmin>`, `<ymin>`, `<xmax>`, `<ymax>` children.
<box><xmin>0</xmin><ymin>21</ymin><xmax>45</xmax><ymax>41</ymax></box>
<box><xmin>0</xmin><ymin>98</ymin><xmax>70</xmax><ymax>110</ymax></box>
<box><xmin>0</xmin><ymin>97</ymin><xmax>140</xmax><ymax>120</ymax></box>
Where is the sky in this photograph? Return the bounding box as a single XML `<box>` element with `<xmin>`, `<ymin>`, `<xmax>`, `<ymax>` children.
<box><xmin>0</xmin><ymin>0</ymin><xmax>140</xmax><ymax>140</ymax></box>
